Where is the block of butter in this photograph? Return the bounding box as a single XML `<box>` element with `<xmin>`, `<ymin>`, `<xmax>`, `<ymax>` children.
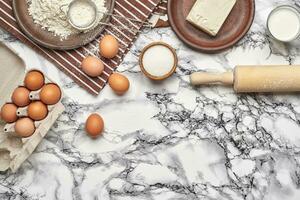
<box><xmin>186</xmin><ymin>0</ymin><xmax>237</xmax><ymax>36</ymax></box>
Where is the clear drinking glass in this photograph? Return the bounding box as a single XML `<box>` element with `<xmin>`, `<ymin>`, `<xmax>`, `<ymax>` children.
<box><xmin>267</xmin><ymin>5</ymin><xmax>300</xmax><ymax>42</ymax></box>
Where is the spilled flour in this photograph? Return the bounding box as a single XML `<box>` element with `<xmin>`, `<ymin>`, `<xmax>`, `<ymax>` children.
<box><xmin>27</xmin><ymin>0</ymin><xmax>106</xmax><ymax>39</ymax></box>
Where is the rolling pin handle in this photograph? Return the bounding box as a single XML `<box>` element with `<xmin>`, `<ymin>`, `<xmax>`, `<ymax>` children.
<box><xmin>190</xmin><ymin>71</ymin><xmax>234</xmax><ymax>86</ymax></box>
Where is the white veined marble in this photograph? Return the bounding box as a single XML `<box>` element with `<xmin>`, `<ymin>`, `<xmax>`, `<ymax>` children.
<box><xmin>1</xmin><ymin>0</ymin><xmax>300</xmax><ymax>199</ymax></box>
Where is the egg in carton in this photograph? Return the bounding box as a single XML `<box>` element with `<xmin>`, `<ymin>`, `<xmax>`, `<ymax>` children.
<box><xmin>0</xmin><ymin>42</ymin><xmax>65</xmax><ymax>172</ymax></box>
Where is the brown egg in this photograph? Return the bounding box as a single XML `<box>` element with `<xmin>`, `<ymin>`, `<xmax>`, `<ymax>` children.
<box><xmin>81</xmin><ymin>56</ymin><xmax>104</xmax><ymax>77</ymax></box>
<box><xmin>15</xmin><ymin>118</ymin><xmax>35</xmax><ymax>138</ymax></box>
<box><xmin>108</xmin><ymin>73</ymin><xmax>130</xmax><ymax>95</ymax></box>
<box><xmin>11</xmin><ymin>87</ymin><xmax>30</xmax><ymax>107</ymax></box>
<box><xmin>0</xmin><ymin>103</ymin><xmax>18</xmax><ymax>123</ymax></box>
<box><xmin>99</xmin><ymin>35</ymin><xmax>119</xmax><ymax>59</ymax></box>
<box><xmin>85</xmin><ymin>113</ymin><xmax>104</xmax><ymax>138</ymax></box>
<box><xmin>24</xmin><ymin>70</ymin><xmax>45</xmax><ymax>91</ymax></box>
<box><xmin>28</xmin><ymin>101</ymin><xmax>48</xmax><ymax>121</ymax></box>
<box><xmin>40</xmin><ymin>83</ymin><xmax>62</xmax><ymax>105</ymax></box>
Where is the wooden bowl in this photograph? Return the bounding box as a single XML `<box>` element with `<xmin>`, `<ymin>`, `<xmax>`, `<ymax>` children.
<box><xmin>139</xmin><ymin>42</ymin><xmax>178</xmax><ymax>81</ymax></box>
<box><xmin>167</xmin><ymin>0</ymin><xmax>255</xmax><ymax>53</ymax></box>
<box><xmin>12</xmin><ymin>0</ymin><xmax>115</xmax><ymax>50</ymax></box>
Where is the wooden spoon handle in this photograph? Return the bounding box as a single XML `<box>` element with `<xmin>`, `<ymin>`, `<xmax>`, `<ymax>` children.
<box><xmin>190</xmin><ymin>71</ymin><xmax>234</xmax><ymax>86</ymax></box>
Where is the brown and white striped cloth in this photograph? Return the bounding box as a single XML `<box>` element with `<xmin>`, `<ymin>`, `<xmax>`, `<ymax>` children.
<box><xmin>154</xmin><ymin>0</ymin><xmax>167</xmax><ymax>15</ymax></box>
<box><xmin>0</xmin><ymin>0</ymin><xmax>162</xmax><ymax>95</ymax></box>
<box><xmin>152</xmin><ymin>0</ymin><xmax>169</xmax><ymax>28</ymax></box>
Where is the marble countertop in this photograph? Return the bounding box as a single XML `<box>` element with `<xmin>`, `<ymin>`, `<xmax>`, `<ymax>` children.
<box><xmin>1</xmin><ymin>0</ymin><xmax>300</xmax><ymax>199</ymax></box>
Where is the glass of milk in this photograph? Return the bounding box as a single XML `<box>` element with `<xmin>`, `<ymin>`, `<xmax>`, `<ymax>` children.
<box><xmin>267</xmin><ymin>5</ymin><xmax>300</xmax><ymax>42</ymax></box>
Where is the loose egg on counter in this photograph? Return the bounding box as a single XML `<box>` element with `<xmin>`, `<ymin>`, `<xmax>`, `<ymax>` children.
<box><xmin>40</xmin><ymin>83</ymin><xmax>62</xmax><ymax>105</ymax></box>
<box><xmin>0</xmin><ymin>103</ymin><xmax>18</xmax><ymax>123</ymax></box>
<box><xmin>24</xmin><ymin>70</ymin><xmax>45</xmax><ymax>91</ymax></box>
<box><xmin>85</xmin><ymin>113</ymin><xmax>104</xmax><ymax>138</ymax></box>
<box><xmin>81</xmin><ymin>56</ymin><xmax>104</xmax><ymax>77</ymax></box>
<box><xmin>11</xmin><ymin>87</ymin><xmax>31</xmax><ymax>107</ymax></box>
<box><xmin>108</xmin><ymin>73</ymin><xmax>130</xmax><ymax>95</ymax></box>
<box><xmin>99</xmin><ymin>35</ymin><xmax>119</xmax><ymax>59</ymax></box>
<box><xmin>15</xmin><ymin>117</ymin><xmax>35</xmax><ymax>138</ymax></box>
<box><xmin>28</xmin><ymin>101</ymin><xmax>48</xmax><ymax>121</ymax></box>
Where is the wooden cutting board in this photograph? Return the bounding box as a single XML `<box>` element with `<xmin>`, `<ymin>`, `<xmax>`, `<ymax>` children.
<box><xmin>13</xmin><ymin>0</ymin><xmax>115</xmax><ymax>50</ymax></box>
<box><xmin>167</xmin><ymin>0</ymin><xmax>255</xmax><ymax>53</ymax></box>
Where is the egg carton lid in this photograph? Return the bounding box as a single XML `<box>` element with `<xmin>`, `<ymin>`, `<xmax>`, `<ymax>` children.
<box><xmin>0</xmin><ymin>42</ymin><xmax>26</xmax><ymax>106</ymax></box>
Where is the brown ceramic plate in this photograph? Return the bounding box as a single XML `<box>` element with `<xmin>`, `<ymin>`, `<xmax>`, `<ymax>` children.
<box><xmin>168</xmin><ymin>0</ymin><xmax>255</xmax><ymax>53</ymax></box>
<box><xmin>13</xmin><ymin>0</ymin><xmax>115</xmax><ymax>50</ymax></box>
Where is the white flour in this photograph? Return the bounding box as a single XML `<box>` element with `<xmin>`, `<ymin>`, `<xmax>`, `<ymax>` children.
<box><xmin>27</xmin><ymin>0</ymin><xmax>106</xmax><ymax>39</ymax></box>
<box><xmin>69</xmin><ymin>1</ymin><xmax>97</xmax><ymax>28</ymax></box>
<box><xmin>142</xmin><ymin>45</ymin><xmax>176</xmax><ymax>77</ymax></box>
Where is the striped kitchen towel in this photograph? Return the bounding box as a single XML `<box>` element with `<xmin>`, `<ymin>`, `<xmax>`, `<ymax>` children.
<box><xmin>154</xmin><ymin>0</ymin><xmax>167</xmax><ymax>15</ymax></box>
<box><xmin>152</xmin><ymin>0</ymin><xmax>169</xmax><ymax>28</ymax></box>
<box><xmin>0</xmin><ymin>0</ymin><xmax>161</xmax><ymax>95</ymax></box>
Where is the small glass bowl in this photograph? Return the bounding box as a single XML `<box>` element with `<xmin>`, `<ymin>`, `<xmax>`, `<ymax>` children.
<box><xmin>267</xmin><ymin>5</ymin><xmax>300</xmax><ymax>42</ymax></box>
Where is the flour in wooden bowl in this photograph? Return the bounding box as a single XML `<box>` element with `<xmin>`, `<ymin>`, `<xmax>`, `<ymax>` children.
<box><xmin>27</xmin><ymin>0</ymin><xmax>106</xmax><ymax>39</ymax></box>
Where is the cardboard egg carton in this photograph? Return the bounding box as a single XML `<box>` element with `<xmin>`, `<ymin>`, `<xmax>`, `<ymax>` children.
<box><xmin>0</xmin><ymin>42</ymin><xmax>65</xmax><ymax>172</ymax></box>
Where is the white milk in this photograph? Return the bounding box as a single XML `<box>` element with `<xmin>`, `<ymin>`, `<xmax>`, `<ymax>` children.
<box><xmin>268</xmin><ymin>6</ymin><xmax>300</xmax><ymax>42</ymax></box>
<box><xmin>142</xmin><ymin>45</ymin><xmax>175</xmax><ymax>77</ymax></box>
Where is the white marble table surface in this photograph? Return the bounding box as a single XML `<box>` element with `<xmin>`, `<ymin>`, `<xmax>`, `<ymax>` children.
<box><xmin>1</xmin><ymin>0</ymin><xmax>300</xmax><ymax>199</ymax></box>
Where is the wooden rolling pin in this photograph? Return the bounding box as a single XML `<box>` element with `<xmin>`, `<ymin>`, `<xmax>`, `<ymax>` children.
<box><xmin>190</xmin><ymin>65</ymin><xmax>300</xmax><ymax>93</ymax></box>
